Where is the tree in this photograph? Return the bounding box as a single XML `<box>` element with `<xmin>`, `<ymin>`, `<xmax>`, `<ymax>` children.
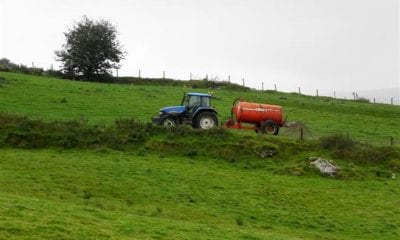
<box><xmin>55</xmin><ymin>16</ymin><xmax>125</xmax><ymax>81</ymax></box>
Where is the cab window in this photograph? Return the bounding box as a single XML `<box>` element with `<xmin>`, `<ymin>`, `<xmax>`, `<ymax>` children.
<box><xmin>201</xmin><ymin>97</ymin><xmax>210</xmax><ymax>107</ymax></box>
<box><xmin>187</xmin><ymin>95</ymin><xmax>200</xmax><ymax>109</ymax></box>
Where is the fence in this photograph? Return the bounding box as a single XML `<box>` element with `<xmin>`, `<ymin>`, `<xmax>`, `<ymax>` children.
<box><xmin>282</xmin><ymin>127</ymin><xmax>399</xmax><ymax>147</ymax></box>
<box><xmin>117</xmin><ymin>68</ymin><xmax>400</xmax><ymax>106</ymax></box>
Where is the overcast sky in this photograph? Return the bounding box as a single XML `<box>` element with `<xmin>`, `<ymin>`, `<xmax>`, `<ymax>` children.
<box><xmin>0</xmin><ymin>0</ymin><xmax>399</xmax><ymax>98</ymax></box>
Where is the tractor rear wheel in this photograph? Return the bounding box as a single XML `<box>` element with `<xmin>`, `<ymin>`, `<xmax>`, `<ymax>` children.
<box><xmin>162</xmin><ymin>117</ymin><xmax>177</xmax><ymax>128</ymax></box>
<box><xmin>260</xmin><ymin>120</ymin><xmax>279</xmax><ymax>135</ymax></box>
<box><xmin>195</xmin><ymin>112</ymin><xmax>218</xmax><ymax>129</ymax></box>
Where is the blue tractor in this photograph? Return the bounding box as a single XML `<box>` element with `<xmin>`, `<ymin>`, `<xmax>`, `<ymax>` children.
<box><xmin>152</xmin><ymin>92</ymin><xmax>218</xmax><ymax>129</ymax></box>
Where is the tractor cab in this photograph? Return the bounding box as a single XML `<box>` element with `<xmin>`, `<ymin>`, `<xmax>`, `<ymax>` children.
<box><xmin>152</xmin><ymin>92</ymin><xmax>218</xmax><ymax>129</ymax></box>
<box><xmin>181</xmin><ymin>92</ymin><xmax>212</xmax><ymax>116</ymax></box>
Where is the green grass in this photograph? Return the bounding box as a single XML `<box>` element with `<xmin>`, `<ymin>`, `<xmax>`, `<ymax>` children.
<box><xmin>0</xmin><ymin>72</ymin><xmax>400</xmax><ymax>239</ymax></box>
<box><xmin>0</xmin><ymin>72</ymin><xmax>399</xmax><ymax>145</ymax></box>
<box><xmin>1</xmin><ymin>148</ymin><xmax>399</xmax><ymax>240</ymax></box>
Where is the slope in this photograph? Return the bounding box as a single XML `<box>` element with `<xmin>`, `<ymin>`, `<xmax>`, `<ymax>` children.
<box><xmin>0</xmin><ymin>72</ymin><xmax>399</xmax><ymax>145</ymax></box>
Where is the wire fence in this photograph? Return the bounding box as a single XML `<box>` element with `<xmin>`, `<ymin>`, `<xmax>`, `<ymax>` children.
<box><xmin>280</xmin><ymin>127</ymin><xmax>399</xmax><ymax>147</ymax></box>
<box><xmin>116</xmin><ymin>68</ymin><xmax>400</xmax><ymax>106</ymax></box>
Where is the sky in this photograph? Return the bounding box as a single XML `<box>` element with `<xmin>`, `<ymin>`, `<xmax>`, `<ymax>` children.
<box><xmin>0</xmin><ymin>0</ymin><xmax>399</xmax><ymax>102</ymax></box>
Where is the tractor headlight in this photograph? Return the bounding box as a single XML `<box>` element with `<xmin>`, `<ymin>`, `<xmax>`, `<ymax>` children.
<box><xmin>159</xmin><ymin>111</ymin><xmax>163</xmax><ymax>115</ymax></box>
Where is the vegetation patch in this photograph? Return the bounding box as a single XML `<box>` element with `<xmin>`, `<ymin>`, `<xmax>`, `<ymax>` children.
<box><xmin>320</xmin><ymin>133</ymin><xmax>399</xmax><ymax>164</ymax></box>
<box><xmin>1</xmin><ymin>112</ymin><xmax>399</xmax><ymax>180</ymax></box>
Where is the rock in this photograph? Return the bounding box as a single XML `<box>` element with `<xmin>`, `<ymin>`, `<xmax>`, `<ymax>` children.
<box><xmin>310</xmin><ymin>157</ymin><xmax>338</xmax><ymax>176</ymax></box>
<box><xmin>259</xmin><ymin>149</ymin><xmax>276</xmax><ymax>158</ymax></box>
<box><xmin>254</xmin><ymin>146</ymin><xmax>278</xmax><ymax>158</ymax></box>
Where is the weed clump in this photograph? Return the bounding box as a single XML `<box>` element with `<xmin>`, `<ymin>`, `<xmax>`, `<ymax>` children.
<box><xmin>83</xmin><ymin>190</ymin><xmax>92</xmax><ymax>206</ymax></box>
<box><xmin>236</xmin><ymin>216</ymin><xmax>244</xmax><ymax>226</ymax></box>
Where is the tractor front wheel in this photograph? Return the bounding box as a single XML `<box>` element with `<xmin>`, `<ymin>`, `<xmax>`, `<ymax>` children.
<box><xmin>195</xmin><ymin>112</ymin><xmax>218</xmax><ymax>130</ymax></box>
<box><xmin>162</xmin><ymin>117</ymin><xmax>177</xmax><ymax>128</ymax></box>
<box><xmin>260</xmin><ymin>120</ymin><xmax>279</xmax><ymax>135</ymax></box>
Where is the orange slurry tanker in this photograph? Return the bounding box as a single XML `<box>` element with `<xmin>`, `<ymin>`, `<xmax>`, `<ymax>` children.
<box><xmin>224</xmin><ymin>98</ymin><xmax>285</xmax><ymax>135</ymax></box>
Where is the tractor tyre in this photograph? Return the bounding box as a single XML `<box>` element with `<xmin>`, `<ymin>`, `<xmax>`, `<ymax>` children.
<box><xmin>162</xmin><ymin>117</ymin><xmax>177</xmax><ymax>128</ymax></box>
<box><xmin>195</xmin><ymin>112</ymin><xmax>218</xmax><ymax>130</ymax></box>
<box><xmin>260</xmin><ymin>120</ymin><xmax>279</xmax><ymax>135</ymax></box>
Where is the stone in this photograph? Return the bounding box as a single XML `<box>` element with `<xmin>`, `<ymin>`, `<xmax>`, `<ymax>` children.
<box><xmin>310</xmin><ymin>157</ymin><xmax>338</xmax><ymax>176</ymax></box>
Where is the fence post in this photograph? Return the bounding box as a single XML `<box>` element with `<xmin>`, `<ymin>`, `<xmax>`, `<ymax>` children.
<box><xmin>274</xmin><ymin>84</ymin><xmax>277</xmax><ymax>91</ymax></box>
<box><xmin>242</xmin><ymin>78</ymin><xmax>245</xmax><ymax>87</ymax></box>
<box><xmin>163</xmin><ymin>71</ymin><xmax>165</xmax><ymax>79</ymax></box>
<box><xmin>190</xmin><ymin>73</ymin><xmax>192</xmax><ymax>80</ymax></box>
<box><xmin>298</xmin><ymin>87</ymin><xmax>301</xmax><ymax>95</ymax></box>
<box><xmin>373</xmin><ymin>98</ymin><xmax>376</xmax><ymax>104</ymax></box>
<box><xmin>228</xmin><ymin>75</ymin><xmax>230</xmax><ymax>83</ymax></box>
<box><xmin>300</xmin><ymin>128</ymin><xmax>304</xmax><ymax>141</ymax></box>
<box><xmin>391</xmin><ymin>98</ymin><xmax>393</xmax><ymax>105</ymax></box>
<box><xmin>316</xmin><ymin>89</ymin><xmax>319</xmax><ymax>97</ymax></box>
<box><xmin>262</xmin><ymin>82</ymin><xmax>264</xmax><ymax>91</ymax></box>
<box><xmin>334</xmin><ymin>91</ymin><xmax>336</xmax><ymax>99</ymax></box>
<box><xmin>138</xmin><ymin>69</ymin><xmax>141</xmax><ymax>78</ymax></box>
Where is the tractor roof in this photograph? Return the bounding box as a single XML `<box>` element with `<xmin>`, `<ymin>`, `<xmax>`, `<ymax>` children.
<box><xmin>187</xmin><ymin>92</ymin><xmax>212</xmax><ymax>97</ymax></box>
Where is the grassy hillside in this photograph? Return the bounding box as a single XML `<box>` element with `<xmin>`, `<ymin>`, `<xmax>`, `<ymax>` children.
<box><xmin>0</xmin><ymin>72</ymin><xmax>400</xmax><ymax>239</ymax></box>
<box><xmin>1</xmin><ymin>149</ymin><xmax>399</xmax><ymax>240</ymax></box>
<box><xmin>0</xmin><ymin>72</ymin><xmax>399</xmax><ymax>145</ymax></box>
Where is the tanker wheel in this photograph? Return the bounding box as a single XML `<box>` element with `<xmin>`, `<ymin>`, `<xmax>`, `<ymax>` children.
<box><xmin>162</xmin><ymin>117</ymin><xmax>177</xmax><ymax>128</ymax></box>
<box><xmin>195</xmin><ymin>112</ymin><xmax>218</xmax><ymax>130</ymax></box>
<box><xmin>260</xmin><ymin>120</ymin><xmax>279</xmax><ymax>135</ymax></box>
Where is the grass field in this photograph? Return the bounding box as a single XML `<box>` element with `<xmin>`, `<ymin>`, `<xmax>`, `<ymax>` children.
<box><xmin>0</xmin><ymin>71</ymin><xmax>400</xmax><ymax>239</ymax></box>
<box><xmin>1</xmin><ymin>149</ymin><xmax>399</xmax><ymax>240</ymax></box>
<box><xmin>1</xmin><ymin>72</ymin><xmax>399</xmax><ymax>145</ymax></box>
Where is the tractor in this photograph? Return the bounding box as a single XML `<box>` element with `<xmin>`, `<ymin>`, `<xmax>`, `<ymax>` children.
<box><xmin>152</xmin><ymin>92</ymin><xmax>218</xmax><ymax>129</ymax></box>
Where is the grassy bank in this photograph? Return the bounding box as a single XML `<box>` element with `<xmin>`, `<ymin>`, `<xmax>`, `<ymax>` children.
<box><xmin>1</xmin><ymin>148</ymin><xmax>399</xmax><ymax>239</ymax></box>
